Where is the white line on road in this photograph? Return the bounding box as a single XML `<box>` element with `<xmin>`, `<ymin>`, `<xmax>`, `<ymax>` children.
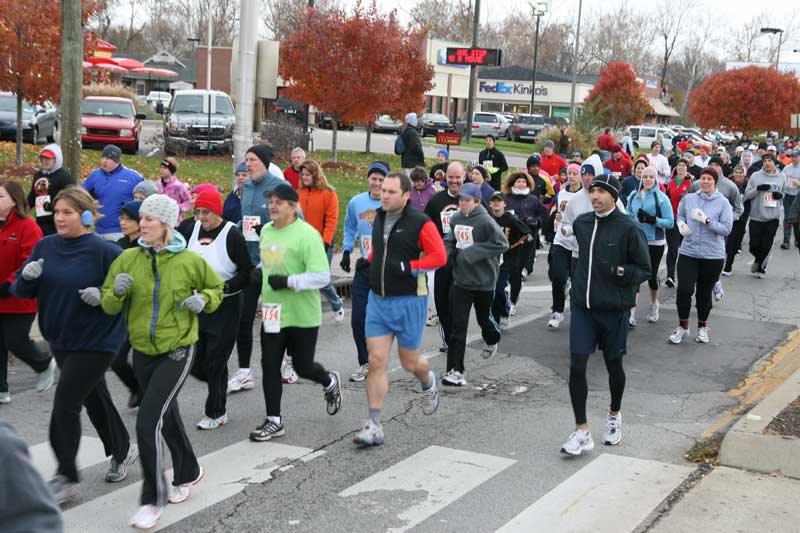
<box><xmin>496</xmin><ymin>453</ymin><xmax>693</xmax><ymax>533</ymax></box>
<box><xmin>30</xmin><ymin>436</ymin><xmax>108</xmax><ymax>480</ymax></box>
<box><xmin>339</xmin><ymin>445</ymin><xmax>515</xmax><ymax>533</ymax></box>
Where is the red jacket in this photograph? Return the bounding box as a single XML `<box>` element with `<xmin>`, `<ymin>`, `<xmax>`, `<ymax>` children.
<box><xmin>540</xmin><ymin>153</ymin><xmax>567</xmax><ymax>177</ymax></box>
<box><xmin>0</xmin><ymin>212</ymin><xmax>42</xmax><ymax>314</ymax></box>
<box><xmin>604</xmin><ymin>157</ymin><xmax>632</xmax><ymax>177</ymax></box>
<box><xmin>666</xmin><ymin>176</ymin><xmax>693</xmax><ymax>216</ymax></box>
<box><xmin>297</xmin><ymin>185</ymin><xmax>339</xmax><ymax>246</ymax></box>
<box><xmin>597</xmin><ymin>133</ymin><xmax>615</xmax><ymax>151</ymax></box>
<box><xmin>284</xmin><ymin>166</ymin><xmax>301</xmax><ymax>190</ymax></box>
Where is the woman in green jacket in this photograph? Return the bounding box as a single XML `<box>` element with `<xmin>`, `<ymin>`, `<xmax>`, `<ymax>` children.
<box><xmin>101</xmin><ymin>194</ymin><xmax>223</xmax><ymax>530</ymax></box>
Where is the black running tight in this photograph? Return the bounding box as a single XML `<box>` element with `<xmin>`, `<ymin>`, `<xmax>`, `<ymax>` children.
<box><xmin>568</xmin><ymin>352</ymin><xmax>626</xmax><ymax>425</ymax></box>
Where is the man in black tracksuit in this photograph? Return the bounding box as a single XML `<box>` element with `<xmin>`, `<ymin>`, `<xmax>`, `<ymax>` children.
<box><xmin>478</xmin><ymin>135</ymin><xmax>509</xmax><ymax>190</ymax></box>
<box><xmin>561</xmin><ymin>174</ymin><xmax>650</xmax><ymax>456</ymax></box>
<box><xmin>488</xmin><ymin>191</ymin><xmax>531</xmax><ymax>325</ymax></box>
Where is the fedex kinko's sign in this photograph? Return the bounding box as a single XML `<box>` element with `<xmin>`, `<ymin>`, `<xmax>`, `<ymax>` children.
<box><xmin>479</xmin><ymin>81</ymin><xmax>550</xmax><ymax>96</ymax></box>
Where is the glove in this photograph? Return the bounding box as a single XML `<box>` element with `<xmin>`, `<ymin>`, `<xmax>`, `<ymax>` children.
<box><xmin>113</xmin><ymin>273</ymin><xmax>133</xmax><ymax>296</ymax></box>
<box><xmin>181</xmin><ymin>293</ymin><xmax>206</xmax><ymax>314</ymax></box>
<box><xmin>772</xmin><ymin>191</ymin><xmax>783</xmax><ymax>200</ymax></box>
<box><xmin>42</xmin><ymin>202</ymin><xmax>51</xmax><ymax>212</ymax></box>
<box><xmin>250</xmin><ymin>267</ymin><xmax>263</xmax><ymax>287</ymax></box>
<box><xmin>0</xmin><ymin>282</ymin><xmax>10</xmax><ymax>299</ymax></box>
<box><xmin>78</xmin><ymin>287</ymin><xmax>101</xmax><ymax>307</ymax></box>
<box><xmin>637</xmin><ymin>210</ymin><xmax>656</xmax><ymax>224</ymax></box>
<box><xmin>22</xmin><ymin>258</ymin><xmax>44</xmax><ymax>281</ymax></box>
<box><xmin>355</xmin><ymin>257</ymin><xmax>370</xmax><ymax>271</ymax></box>
<box><xmin>267</xmin><ymin>275</ymin><xmax>289</xmax><ymax>290</ymax></box>
<box><xmin>691</xmin><ymin>209</ymin><xmax>709</xmax><ymax>224</ymax></box>
<box><xmin>757</xmin><ymin>184</ymin><xmax>771</xmax><ymax>191</ymax></box>
<box><xmin>340</xmin><ymin>251</ymin><xmax>351</xmax><ymax>273</ymax></box>
<box><xmin>678</xmin><ymin>221</ymin><xmax>692</xmax><ymax>236</ymax></box>
<box><xmin>610</xmin><ymin>265</ymin><xmax>625</xmax><ymax>278</ymax></box>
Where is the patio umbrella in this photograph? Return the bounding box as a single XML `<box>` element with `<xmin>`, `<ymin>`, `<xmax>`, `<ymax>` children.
<box><xmin>129</xmin><ymin>67</ymin><xmax>178</xmax><ymax>78</ymax></box>
<box><xmin>91</xmin><ymin>63</ymin><xmax>129</xmax><ymax>73</ymax></box>
<box><xmin>112</xmin><ymin>58</ymin><xmax>145</xmax><ymax>70</ymax></box>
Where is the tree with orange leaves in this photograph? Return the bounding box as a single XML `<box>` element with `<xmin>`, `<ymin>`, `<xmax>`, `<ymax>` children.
<box><xmin>583</xmin><ymin>61</ymin><xmax>651</xmax><ymax>129</ymax></box>
<box><xmin>279</xmin><ymin>2</ymin><xmax>433</xmax><ymax>161</ymax></box>
<box><xmin>0</xmin><ymin>0</ymin><xmax>98</xmax><ymax>165</ymax></box>
<box><xmin>689</xmin><ymin>66</ymin><xmax>800</xmax><ymax>134</ymax></box>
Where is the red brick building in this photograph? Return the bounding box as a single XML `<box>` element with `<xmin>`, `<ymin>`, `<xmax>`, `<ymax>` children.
<box><xmin>194</xmin><ymin>46</ymin><xmax>233</xmax><ymax>94</ymax></box>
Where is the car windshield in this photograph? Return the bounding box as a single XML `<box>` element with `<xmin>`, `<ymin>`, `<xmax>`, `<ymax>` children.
<box><xmin>518</xmin><ymin>115</ymin><xmax>544</xmax><ymax>125</ymax></box>
<box><xmin>171</xmin><ymin>95</ymin><xmax>205</xmax><ymax>113</ymax></box>
<box><xmin>426</xmin><ymin>114</ymin><xmax>449</xmax><ymax>122</ymax></box>
<box><xmin>214</xmin><ymin>96</ymin><xmax>234</xmax><ymax>115</ymax></box>
<box><xmin>81</xmin><ymin>100</ymin><xmax>134</xmax><ymax>118</ymax></box>
<box><xmin>0</xmin><ymin>96</ymin><xmax>33</xmax><ymax>114</ymax></box>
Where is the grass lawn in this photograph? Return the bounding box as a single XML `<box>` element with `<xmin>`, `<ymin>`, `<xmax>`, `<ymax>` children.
<box><xmin>422</xmin><ymin>135</ymin><xmax>538</xmax><ymax>154</ymax></box>
<box><xmin>0</xmin><ymin>143</ymin><xmax>453</xmax><ymax>249</ymax></box>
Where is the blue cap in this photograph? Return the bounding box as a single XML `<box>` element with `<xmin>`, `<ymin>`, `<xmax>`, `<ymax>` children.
<box><xmin>437</xmin><ymin>149</ymin><xmax>449</xmax><ymax>159</ymax></box>
<box><xmin>458</xmin><ymin>182</ymin><xmax>482</xmax><ymax>200</ymax></box>
<box><xmin>121</xmin><ymin>200</ymin><xmax>142</xmax><ymax>222</ymax></box>
<box><xmin>235</xmin><ymin>162</ymin><xmax>247</xmax><ymax>174</ymax></box>
<box><xmin>368</xmin><ymin>161</ymin><xmax>390</xmax><ymax>177</ymax></box>
<box><xmin>580</xmin><ymin>163</ymin><xmax>597</xmax><ymax>176</ymax></box>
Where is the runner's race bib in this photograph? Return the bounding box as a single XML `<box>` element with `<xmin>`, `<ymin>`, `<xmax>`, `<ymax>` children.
<box><xmin>360</xmin><ymin>235</ymin><xmax>372</xmax><ymax>257</ymax></box>
<box><xmin>454</xmin><ymin>224</ymin><xmax>474</xmax><ymax>249</ymax></box>
<box><xmin>440</xmin><ymin>212</ymin><xmax>453</xmax><ymax>234</ymax></box>
<box><xmin>762</xmin><ymin>192</ymin><xmax>778</xmax><ymax>209</ymax></box>
<box><xmin>243</xmin><ymin>215</ymin><xmax>261</xmax><ymax>241</ymax></box>
<box><xmin>35</xmin><ymin>195</ymin><xmax>51</xmax><ymax>217</ymax></box>
<box><xmin>262</xmin><ymin>303</ymin><xmax>281</xmax><ymax>333</ymax></box>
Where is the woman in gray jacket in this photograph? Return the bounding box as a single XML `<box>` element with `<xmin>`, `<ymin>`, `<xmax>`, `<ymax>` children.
<box><xmin>669</xmin><ymin>167</ymin><xmax>733</xmax><ymax>345</ymax></box>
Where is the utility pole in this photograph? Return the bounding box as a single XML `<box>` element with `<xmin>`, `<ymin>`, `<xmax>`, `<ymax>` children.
<box><xmin>233</xmin><ymin>0</ymin><xmax>258</xmax><ymax>170</ymax></box>
<box><xmin>464</xmin><ymin>0</ymin><xmax>481</xmax><ymax>144</ymax></box>
<box><xmin>530</xmin><ymin>1</ymin><xmax>548</xmax><ymax>115</ymax></box>
<box><xmin>206</xmin><ymin>3</ymin><xmax>213</xmax><ymax>155</ymax></box>
<box><xmin>568</xmin><ymin>0</ymin><xmax>583</xmax><ymax>124</ymax></box>
<box><xmin>60</xmin><ymin>0</ymin><xmax>83</xmax><ymax>179</ymax></box>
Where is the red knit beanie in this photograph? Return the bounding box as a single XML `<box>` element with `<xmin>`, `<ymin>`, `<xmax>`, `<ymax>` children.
<box><xmin>194</xmin><ymin>188</ymin><xmax>223</xmax><ymax>215</ymax></box>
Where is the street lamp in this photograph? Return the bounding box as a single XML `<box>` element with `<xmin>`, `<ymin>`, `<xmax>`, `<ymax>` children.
<box><xmin>530</xmin><ymin>1</ymin><xmax>548</xmax><ymax>115</ymax></box>
<box><xmin>760</xmin><ymin>27</ymin><xmax>784</xmax><ymax>70</ymax></box>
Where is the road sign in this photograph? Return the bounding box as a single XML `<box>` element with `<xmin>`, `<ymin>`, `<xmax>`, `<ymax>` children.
<box><xmin>444</xmin><ymin>48</ymin><xmax>502</xmax><ymax>67</ymax></box>
<box><xmin>436</xmin><ymin>132</ymin><xmax>462</xmax><ymax>146</ymax></box>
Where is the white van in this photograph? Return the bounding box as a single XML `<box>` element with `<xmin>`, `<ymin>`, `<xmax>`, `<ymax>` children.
<box><xmin>628</xmin><ymin>125</ymin><xmax>676</xmax><ymax>150</ymax></box>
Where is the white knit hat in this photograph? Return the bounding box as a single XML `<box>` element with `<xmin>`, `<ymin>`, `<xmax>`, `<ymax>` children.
<box><xmin>140</xmin><ymin>194</ymin><xmax>179</xmax><ymax>228</ymax></box>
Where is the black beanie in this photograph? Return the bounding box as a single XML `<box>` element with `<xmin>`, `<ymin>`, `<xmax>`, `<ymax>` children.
<box><xmin>246</xmin><ymin>144</ymin><xmax>274</xmax><ymax>168</ymax></box>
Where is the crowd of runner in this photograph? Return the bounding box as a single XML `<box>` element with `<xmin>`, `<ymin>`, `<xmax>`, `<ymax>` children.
<box><xmin>1</xmin><ymin>118</ymin><xmax>798</xmax><ymax>529</ymax></box>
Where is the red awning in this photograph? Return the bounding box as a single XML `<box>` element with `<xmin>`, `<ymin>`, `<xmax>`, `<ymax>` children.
<box><xmin>130</xmin><ymin>67</ymin><xmax>178</xmax><ymax>78</ymax></box>
<box><xmin>87</xmin><ymin>63</ymin><xmax>129</xmax><ymax>73</ymax></box>
<box><xmin>113</xmin><ymin>58</ymin><xmax>145</xmax><ymax>70</ymax></box>
<box><xmin>94</xmin><ymin>38</ymin><xmax>117</xmax><ymax>52</ymax></box>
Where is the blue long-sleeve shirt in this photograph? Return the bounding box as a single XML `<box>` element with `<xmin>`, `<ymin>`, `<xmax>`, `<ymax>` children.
<box><xmin>341</xmin><ymin>191</ymin><xmax>382</xmax><ymax>256</ymax></box>
<box><xmin>12</xmin><ymin>233</ymin><xmax>126</xmax><ymax>354</ymax></box>
<box><xmin>82</xmin><ymin>164</ymin><xmax>144</xmax><ymax>234</ymax></box>
<box><xmin>222</xmin><ymin>189</ymin><xmax>242</xmax><ymax>224</ymax></box>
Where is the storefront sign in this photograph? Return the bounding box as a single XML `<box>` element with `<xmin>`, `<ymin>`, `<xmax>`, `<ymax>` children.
<box><xmin>445</xmin><ymin>48</ymin><xmax>502</xmax><ymax>66</ymax></box>
<box><xmin>479</xmin><ymin>81</ymin><xmax>549</xmax><ymax>96</ymax></box>
<box><xmin>435</xmin><ymin>132</ymin><xmax>462</xmax><ymax>146</ymax></box>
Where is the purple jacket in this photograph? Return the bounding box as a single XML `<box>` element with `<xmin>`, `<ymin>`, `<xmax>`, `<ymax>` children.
<box><xmin>156</xmin><ymin>175</ymin><xmax>192</xmax><ymax>224</ymax></box>
<box><xmin>410</xmin><ymin>179</ymin><xmax>437</xmax><ymax>211</ymax></box>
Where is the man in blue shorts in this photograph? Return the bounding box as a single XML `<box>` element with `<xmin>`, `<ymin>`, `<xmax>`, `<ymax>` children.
<box><xmin>353</xmin><ymin>172</ymin><xmax>447</xmax><ymax>447</ymax></box>
<box><xmin>562</xmin><ymin>174</ymin><xmax>650</xmax><ymax>456</ymax></box>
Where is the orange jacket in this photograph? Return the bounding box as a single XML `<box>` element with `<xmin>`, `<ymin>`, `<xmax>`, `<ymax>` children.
<box><xmin>298</xmin><ymin>185</ymin><xmax>339</xmax><ymax>246</ymax></box>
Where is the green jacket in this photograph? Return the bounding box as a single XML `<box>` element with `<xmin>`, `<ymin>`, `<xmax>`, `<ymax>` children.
<box><xmin>101</xmin><ymin>233</ymin><xmax>224</xmax><ymax>356</ymax></box>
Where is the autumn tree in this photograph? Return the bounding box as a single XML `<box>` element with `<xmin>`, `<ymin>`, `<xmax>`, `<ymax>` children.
<box><xmin>279</xmin><ymin>2</ymin><xmax>433</xmax><ymax>161</ymax></box>
<box><xmin>583</xmin><ymin>62</ymin><xmax>650</xmax><ymax>129</ymax></box>
<box><xmin>0</xmin><ymin>0</ymin><xmax>98</xmax><ymax>165</ymax></box>
<box><xmin>688</xmin><ymin>66</ymin><xmax>800</xmax><ymax>133</ymax></box>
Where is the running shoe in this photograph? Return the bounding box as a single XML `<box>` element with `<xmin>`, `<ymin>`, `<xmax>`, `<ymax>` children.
<box><xmin>629</xmin><ymin>314</ymin><xmax>637</xmax><ymax>328</ymax></box>
<box><xmin>324</xmin><ymin>371</ymin><xmax>342</xmax><ymax>415</ymax></box>
<box><xmin>36</xmin><ymin>358</ymin><xmax>56</xmax><ymax>392</ymax></box>
<box><xmin>168</xmin><ymin>466</ymin><xmax>205</xmax><ymax>504</ymax></box>
<box><xmin>509</xmin><ymin>304</ymin><xmax>516</xmax><ymax>316</ymax></box>
<box><xmin>48</xmin><ymin>475</ymin><xmax>79</xmax><ymax>505</ymax></box>
<box><xmin>353</xmin><ymin>419</ymin><xmax>384</xmax><ymax>447</ymax></box>
<box><xmin>421</xmin><ymin>370</ymin><xmax>439</xmax><ymax>415</ymax></box>
<box><xmin>781</xmin><ymin>242</ymin><xmax>790</xmax><ymax>250</ymax></box>
<box><xmin>426</xmin><ymin>314</ymin><xmax>439</xmax><ymax>327</ymax></box>
<box><xmin>0</xmin><ymin>392</ymin><xmax>9</xmax><ymax>404</ymax></box>
<box><xmin>481</xmin><ymin>344</ymin><xmax>498</xmax><ymax>359</ymax></box>
<box><xmin>669</xmin><ymin>326</ymin><xmax>690</xmax><ymax>344</ymax></box>
<box><xmin>664</xmin><ymin>277</ymin><xmax>675</xmax><ymax>288</ymax></box>
<box><xmin>129</xmin><ymin>505</ymin><xmax>162</xmax><ymax>530</ymax></box>
<box><xmin>197</xmin><ymin>413</ymin><xmax>228</xmax><ymax>430</ymax></box>
<box><xmin>560</xmin><ymin>428</ymin><xmax>595</xmax><ymax>456</ymax></box>
<box><xmin>250</xmin><ymin>418</ymin><xmax>285</xmax><ymax>442</ymax></box>
<box><xmin>334</xmin><ymin>307</ymin><xmax>346</xmax><ymax>323</ymax></box>
<box><xmin>757</xmin><ymin>270</ymin><xmax>766</xmax><ymax>279</ymax></box>
<box><xmin>547</xmin><ymin>312</ymin><xmax>564</xmax><ymax>329</ymax></box>
<box><xmin>281</xmin><ymin>358</ymin><xmax>298</xmax><ymax>384</ymax></box>
<box><xmin>646</xmin><ymin>303</ymin><xmax>659</xmax><ymax>323</ymax></box>
<box><xmin>441</xmin><ymin>369</ymin><xmax>466</xmax><ymax>387</ymax></box>
<box><xmin>105</xmin><ymin>444</ymin><xmax>138</xmax><ymax>482</ymax></box>
<box><xmin>500</xmin><ymin>315</ymin><xmax>510</xmax><ymax>329</ymax></box>
<box><xmin>696</xmin><ymin>327</ymin><xmax>710</xmax><ymax>343</ymax></box>
<box><xmin>603</xmin><ymin>413</ymin><xmax>622</xmax><ymax>446</ymax></box>
<box><xmin>227</xmin><ymin>369</ymin><xmax>255</xmax><ymax>393</ymax></box>
<box><xmin>349</xmin><ymin>363</ymin><xmax>369</xmax><ymax>382</ymax></box>
<box><xmin>721</xmin><ymin>269</ymin><xmax>732</xmax><ymax>277</ymax></box>
<box><xmin>438</xmin><ymin>342</ymin><xmax>448</xmax><ymax>353</ymax></box>
<box><xmin>713</xmin><ymin>281</ymin><xmax>724</xmax><ymax>301</ymax></box>
<box><xmin>750</xmin><ymin>260</ymin><xmax>761</xmax><ymax>274</ymax></box>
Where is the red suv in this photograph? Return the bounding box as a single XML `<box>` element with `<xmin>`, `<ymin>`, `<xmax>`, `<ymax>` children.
<box><xmin>81</xmin><ymin>96</ymin><xmax>146</xmax><ymax>154</ymax></box>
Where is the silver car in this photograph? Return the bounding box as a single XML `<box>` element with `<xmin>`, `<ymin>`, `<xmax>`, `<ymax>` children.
<box><xmin>455</xmin><ymin>112</ymin><xmax>504</xmax><ymax>138</ymax></box>
<box><xmin>0</xmin><ymin>93</ymin><xmax>58</xmax><ymax>144</ymax></box>
<box><xmin>372</xmin><ymin>114</ymin><xmax>401</xmax><ymax>134</ymax></box>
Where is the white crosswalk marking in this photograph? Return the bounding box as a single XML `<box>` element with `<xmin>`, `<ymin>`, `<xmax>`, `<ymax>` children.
<box><xmin>339</xmin><ymin>445</ymin><xmax>515</xmax><ymax>533</ymax></box>
<box><xmin>496</xmin><ymin>454</ymin><xmax>693</xmax><ymax>533</ymax></box>
<box><xmin>29</xmin><ymin>436</ymin><xmax>108</xmax><ymax>480</ymax></box>
<box><xmin>62</xmin><ymin>441</ymin><xmax>318</xmax><ymax>532</ymax></box>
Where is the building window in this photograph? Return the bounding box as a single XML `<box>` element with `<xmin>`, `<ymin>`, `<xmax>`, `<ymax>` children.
<box><xmin>503</xmin><ymin>103</ymin><xmax>530</xmax><ymax>114</ymax></box>
<box><xmin>480</xmin><ymin>102</ymin><xmax>503</xmax><ymax>112</ymax></box>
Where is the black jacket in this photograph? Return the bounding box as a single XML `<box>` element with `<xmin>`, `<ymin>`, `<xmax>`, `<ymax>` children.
<box><xmin>400</xmin><ymin>126</ymin><xmax>425</xmax><ymax>169</ymax></box>
<box><xmin>27</xmin><ymin>167</ymin><xmax>75</xmax><ymax>236</ymax></box>
<box><xmin>491</xmin><ymin>211</ymin><xmax>531</xmax><ymax>271</ymax></box>
<box><xmin>368</xmin><ymin>203</ymin><xmax>430</xmax><ymax>297</ymax></box>
<box><xmin>570</xmin><ymin>208</ymin><xmax>650</xmax><ymax>311</ymax></box>
<box><xmin>424</xmin><ymin>189</ymin><xmax>460</xmax><ymax>236</ymax></box>
<box><xmin>478</xmin><ymin>147</ymin><xmax>509</xmax><ymax>188</ymax></box>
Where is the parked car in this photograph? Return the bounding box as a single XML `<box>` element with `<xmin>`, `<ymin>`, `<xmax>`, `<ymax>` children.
<box><xmin>315</xmin><ymin>111</ymin><xmax>354</xmax><ymax>131</ymax></box>
<box><xmin>146</xmin><ymin>91</ymin><xmax>171</xmax><ymax>111</ymax></box>
<box><xmin>162</xmin><ymin>90</ymin><xmax>236</xmax><ymax>154</ymax></box>
<box><xmin>628</xmin><ymin>125</ymin><xmax>676</xmax><ymax>150</ymax></box>
<box><xmin>0</xmin><ymin>92</ymin><xmax>58</xmax><ymax>144</ymax></box>
<box><xmin>135</xmin><ymin>95</ymin><xmax>148</xmax><ymax>107</ymax></box>
<box><xmin>506</xmin><ymin>114</ymin><xmax>546</xmax><ymax>142</ymax></box>
<box><xmin>80</xmin><ymin>96</ymin><xmax>145</xmax><ymax>154</ymax></box>
<box><xmin>372</xmin><ymin>114</ymin><xmax>402</xmax><ymax>134</ymax></box>
<box><xmin>416</xmin><ymin>113</ymin><xmax>454</xmax><ymax>137</ymax></box>
<box><xmin>273</xmin><ymin>97</ymin><xmax>307</xmax><ymax>116</ymax></box>
<box><xmin>454</xmin><ymin>112</ymin><xmax>504</xmax><ymax>138</ymax></box>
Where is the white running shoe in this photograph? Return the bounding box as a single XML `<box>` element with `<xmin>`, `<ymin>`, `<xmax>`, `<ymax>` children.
<box><xmin>168</xmin><ymin>466</ymin><xmax>205</xmax><ymax>504</ymax></box>
<box><xmin>509</xmin><ymin>304</ymin><xmax>516</xmax><ymax>316</ymax></box>
<box><xmin>696</xmin><ymin>327</ymin><xmax>710</xmax><ymax>343</ymax></box>
<box><xmin>0</xmin><ymin>392</ymin><xmax>9</xmax><ymax>404</ymax></box>
<box><xmin>669</xmin><ymin>326</ymin><xmax>690</xmax><ymax>344</ymax></box>
<box><xmin>560</xmin><ymin>428</ymin><xmax>595</xmax><ymax>456</ymax></box>
<box><xmin>227</xmin><ymin>369</ymin><xmax>254</xmax><ymax>393</ymax></box>
<box><xmin>197</xmin><ymin>413</ymin><xmax>228</xmax><ymax>430</ymax></box>
<box><xmin>547</xmin><ymin>311</ymin><xmax>564</xmax><ymax>329</ymax></box>
<box><xmin>36</xmin><ymin>358</ymin><xmax>56</xmax><ymax>392</ymax></box>
<box><xmin>441</xmin><ymin>369</ymin><xmax>466</xmax><ymax>387</ymax></box>
<box><xmin>129</xmin><ymin>505</ymin><xmax>163</xmax><ymax>530</ymax></box>
<box><xmin>629</xmin><ymin>314</ymin><xmax>637</xmax><ymax>328</ymax></box>
<box><xmin>281</xmin><ymin>358</ymin><xmax>298</xmax><ymax>384</ymax></box>
<box><xmin>603</xmin><ymin>413</ymin><xmax>622</xmax><ymax>446</ymax></box>
<box><xmin>426</xmin><ymin>314</ymin><xmax>439</xmax><ymax>327</ymax></box>
<box><xmin>713</xmin><ymin>281</ymin><xmax>724</xmax><ymax>301</ymax></box>
<box><xmin>334</xmin><ymin>307</ymin><xmax>345</xmax><ymax>323</ymax></box>
<box><xmin>481</xmin><ymin>344</ymin><xmax>498</xmax><ymax>359</ymax></box>
<box><xmin>721</xmin><ymin>269</ymin><xmax>732</xmax><ymax>277</ymax></box>
<box><xmin>353</xmin><ymin>419</ymin><xmax>384</xmax><ymax>447</ymax></box>
<box><xmin>349</xmin><ymin>363</ymin><xmax>369</xmax><ymax>382</ymax></box>
<box><xmin>646</xmin><ymin>303</ymin><xmax>659</xmax><ymax>323</ymax></box>
<box><xmin>500</xmin><ymin>316</ymin><xmax>510</xmax><ymax>329</ymax></box>
<box><xmin>421</xmin><ymin>370</ymin><xmax>439</xmax><ymax>415</ymax></box>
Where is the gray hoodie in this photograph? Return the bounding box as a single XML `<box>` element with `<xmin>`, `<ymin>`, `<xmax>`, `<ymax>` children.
<box><xmin>689</xmin><ymin>174</ymin><xmax>744</xmax><ymax>220</ymax></box>
<box><xmin>445</xmin><ymin>204</ymin><xmax>509</xmax><ymax>291</ymax></box>
<box><xmin>744</xmin><ymin>167</ymin><xmax>787</xmax><ymax>222</ymax></box>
